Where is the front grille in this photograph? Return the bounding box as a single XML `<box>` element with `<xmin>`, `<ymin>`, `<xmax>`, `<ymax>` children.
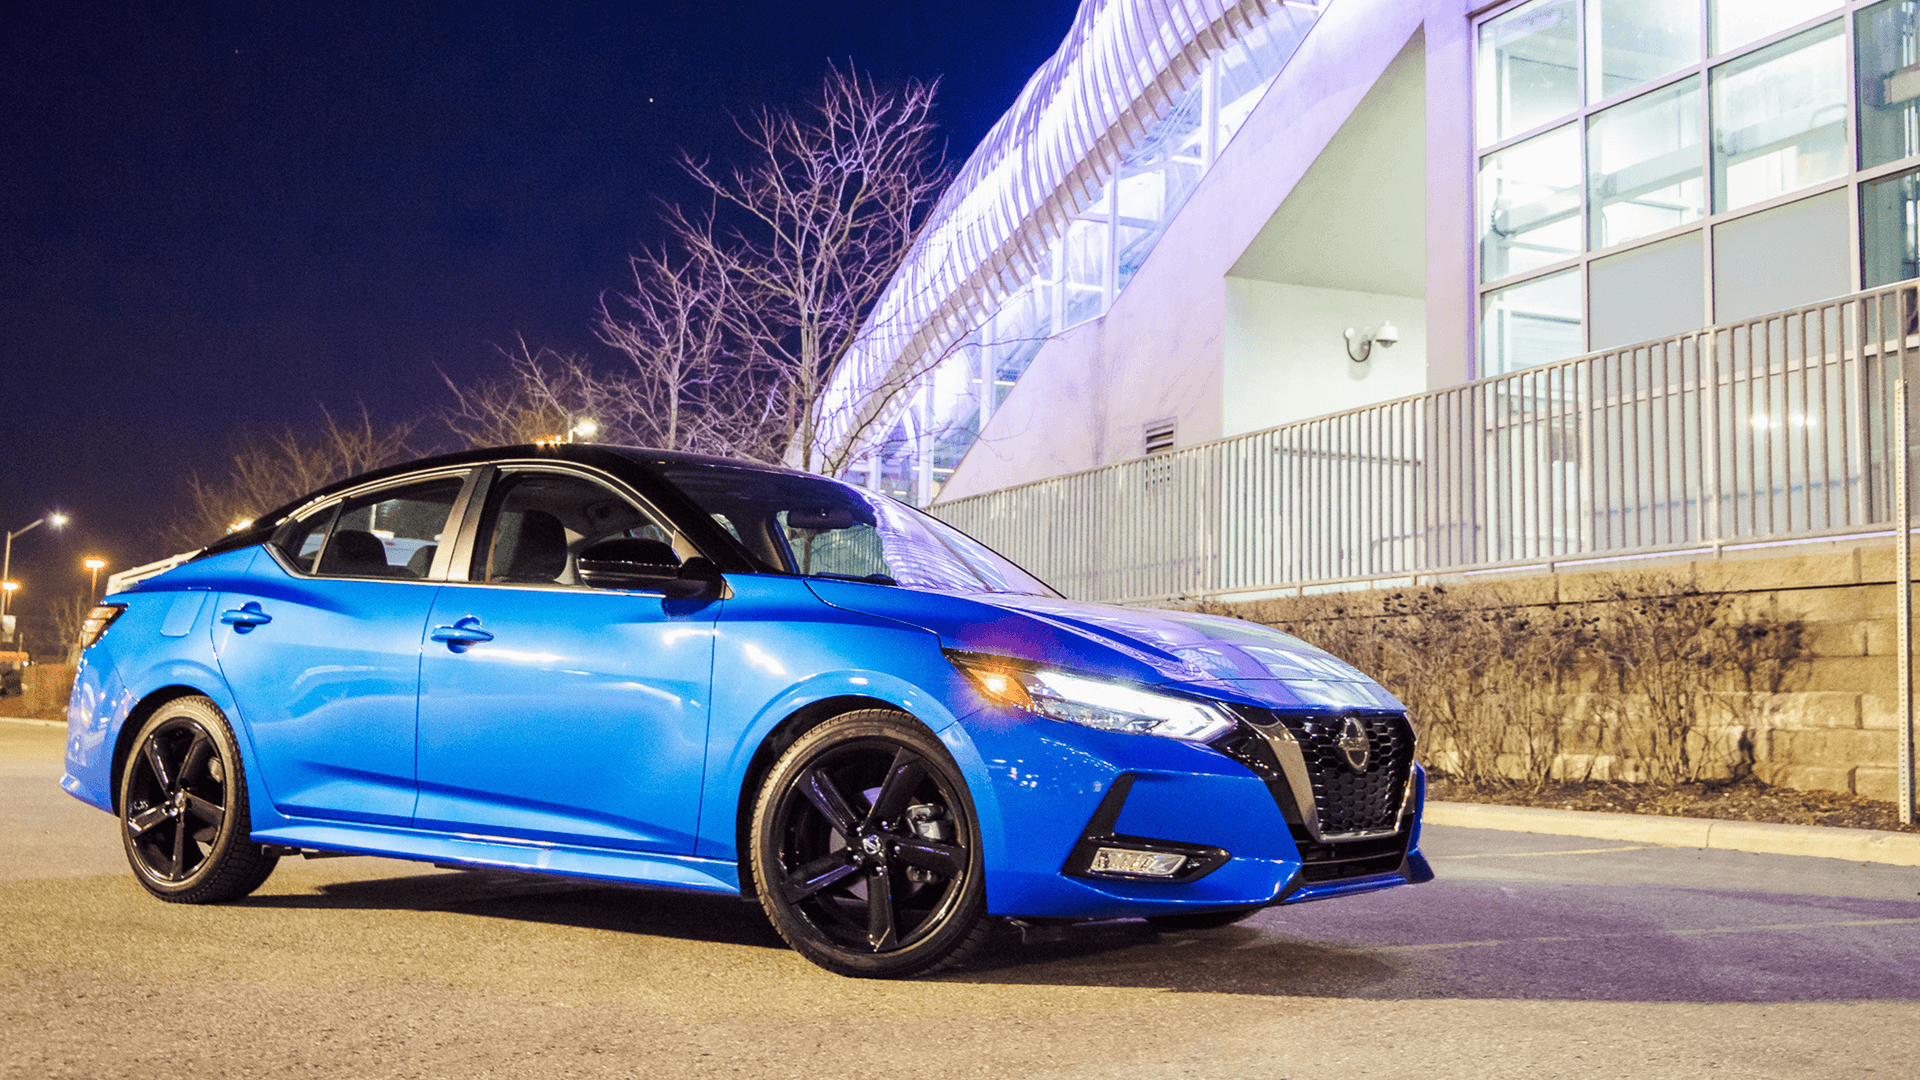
<box><xmin>1208</xmin><ymin>706</ymin><xmax>1418</xmax><ymax>885</ymax></box>
<box><xmin>1278</xmin><ymin>711</ymin><xmax>1415</xmax><ymax>835</ymax></box>
<box><xmin>1293</xmin><ymin>833</ymin><xmax>1410</xmax><ymax>882</ymax></box>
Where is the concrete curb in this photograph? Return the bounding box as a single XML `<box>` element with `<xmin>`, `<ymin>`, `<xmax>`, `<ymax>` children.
<box><xmin>0</xmin><ymin>716</ymin><xmax>63</xmax><ymax>729</ymax></box>
<box><xmin>1428</xmin><ymin>800</ymin><xmax>1920</xmax><ymax>867</ymax></box>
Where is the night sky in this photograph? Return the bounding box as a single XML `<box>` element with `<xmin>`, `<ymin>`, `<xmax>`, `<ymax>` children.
<box><xmin>0</xmin><ymin>1</ymin><xmax>1077</xmax><ymax>642</ymax></box>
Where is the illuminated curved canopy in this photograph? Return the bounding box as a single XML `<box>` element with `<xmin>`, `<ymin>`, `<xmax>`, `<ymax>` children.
<box><xmin>813</xmin><ymin>0</ymin><xmax>1321</xmax><ymax>480</ymax></box>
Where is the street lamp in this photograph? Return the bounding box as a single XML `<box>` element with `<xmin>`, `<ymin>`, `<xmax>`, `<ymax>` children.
<box><xmin>1</xmin><ymin>514</ymin><xmax>67</xmax><ymax>620</ymax></box>
<box><xmin>84</xmin><ymin>558</ymin><xmax>106</xmax><ymax>596</ymax></box>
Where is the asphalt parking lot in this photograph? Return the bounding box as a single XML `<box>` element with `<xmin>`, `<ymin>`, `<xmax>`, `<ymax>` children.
<box><xmin>3</xmin><ymin>720</ymin><xmax>1916</xmax><ymax>1079</ymax></box>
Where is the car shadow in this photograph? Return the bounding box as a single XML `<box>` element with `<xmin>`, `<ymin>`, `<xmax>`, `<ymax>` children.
<box><xmin>944</xmin><ymin>883</ymin><xmax>1920</xmax><ymax>1003</ymax></box>
<box><xmin>235</xmin><ymin>867</ymin><xmax>789</xmax><ymax>951</ymax></box>
<box><xmin>235</xmin><ymin>869</ymin><xmax>1920</xmax><ymax>1002</ymax></box>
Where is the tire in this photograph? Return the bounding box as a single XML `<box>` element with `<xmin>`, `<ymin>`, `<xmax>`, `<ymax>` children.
<box><xmin>750</xmin><ymin>710</ymin><xmax>992</xmax><ymax>978</ymax></box>
<box><xmin>1146</xmin><ymin>907</ymin><xmax>1261</xmax><ymax>931</ymax></box>
<box><xmin>118</xmin><ymin>696</ymin><xmax>279</xmax><ymax>903</ymax></box>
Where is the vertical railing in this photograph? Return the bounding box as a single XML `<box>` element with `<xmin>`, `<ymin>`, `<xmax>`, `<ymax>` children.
<box><xmin>934</xmin><ymin>283</ymin><xmax>1920</xmax><ymax>604</ymax></box>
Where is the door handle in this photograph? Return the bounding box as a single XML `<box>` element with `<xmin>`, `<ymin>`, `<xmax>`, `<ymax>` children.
<box><xmin>218</xmin><ymin>602</ymin><xmax>272</xmax><ymax>631</ymax></box>
<box><xmin>430</xmin><ymin>615</ymin><xmax>493</xmax><ymax>652</ymax></box>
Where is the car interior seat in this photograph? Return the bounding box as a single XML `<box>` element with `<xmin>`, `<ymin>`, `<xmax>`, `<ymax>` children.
<box><xmin>497</xmin><ymin>511</ymin><xmax>570</xmax><ymax>583</ymax></box>
<box><xmin>318</xmin><ymin>529</ymin><xmax>394</xmax><ymax>577</ymax></box>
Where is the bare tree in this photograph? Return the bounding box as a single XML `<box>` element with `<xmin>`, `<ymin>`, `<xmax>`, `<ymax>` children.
<box><xmin>170</xmin><ymin>402</ymin><xmax>420</xmax><ymax>550</ymax></box>
<box><xmin>595</xmin><ymin>246</ymin><xmax>762</xmax><ymax>456</ymax></box>
<box><xmin>439</xmin><ymin>337</ymin><xmax>611</xmax><ymax>450</ymax></box>
<box><xmin>443</xmin><ymin>66</ymin><xmax>947</xmax><ymax>475</ymax></box>
<box><xmin>661</xmin><ymin>64</ymin><xmax>948</xmax><ymax>472</ymax></box>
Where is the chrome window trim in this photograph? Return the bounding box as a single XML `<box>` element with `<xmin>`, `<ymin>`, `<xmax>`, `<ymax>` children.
<box><xmin>264</xmin><ymin>466</ymin><xmax>479</xmax><ymax>584</ymax></box>
<box><xmin>448</xmin><ymin>461</ymin><xmax>711</xmax><ymax>592</ymax></box>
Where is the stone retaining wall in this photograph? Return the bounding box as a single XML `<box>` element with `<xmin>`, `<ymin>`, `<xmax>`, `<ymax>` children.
<box><xmin>1220</xmin><ymin>540</ymin><xmax>1913</xmax><ymax>801</ymax></box>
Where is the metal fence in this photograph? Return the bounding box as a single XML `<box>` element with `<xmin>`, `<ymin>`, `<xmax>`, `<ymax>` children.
<box><xmin>932</xmin><ymin>283</ymin><xmax>1920</xmax><ymax>605</ymax></box>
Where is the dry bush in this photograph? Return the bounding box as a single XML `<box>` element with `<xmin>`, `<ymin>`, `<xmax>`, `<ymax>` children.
<box><xmin>1588</xmin><ymin>573</ymin><xmax>1806</xmax><ymax>784</ymax></box>
<box><xmin>1198</xmin><ymin>573</ymin><xmax>1807</xmax><ymax>789</ymax></box>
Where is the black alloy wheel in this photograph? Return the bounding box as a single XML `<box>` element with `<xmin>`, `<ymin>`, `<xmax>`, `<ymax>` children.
<box><xmin>118</xmin><ymin>696</ymin><xmax>278</xmax><ymax>903</ymax></box>
<box><xmin>751</xmin><ymin>710</ymin><xmax>991</xmax><ymax>978</ymax></box>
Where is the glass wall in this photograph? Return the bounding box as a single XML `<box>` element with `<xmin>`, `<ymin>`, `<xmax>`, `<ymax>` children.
<box><xmin>851</xmin><ymin>5</ymin><xmax>1321</xmax><ymax>504</ymax></box>
<box><xmin>1477</xmin><ymin>0</ymin><xmax>1917</xmax><ymax>375</ymax></box>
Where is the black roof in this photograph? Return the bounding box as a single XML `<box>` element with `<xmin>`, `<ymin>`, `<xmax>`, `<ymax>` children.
<box><xmin>198</xmin><ymin>443</ymin><xmax>805</xmax><ymax>564</ymax></box>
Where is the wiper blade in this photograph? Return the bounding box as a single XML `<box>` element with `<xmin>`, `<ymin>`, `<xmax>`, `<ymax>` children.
<box><xmin>811</xmin><ymin>571</ymin><xmax>899</xmax><ymax>587</ymax></box>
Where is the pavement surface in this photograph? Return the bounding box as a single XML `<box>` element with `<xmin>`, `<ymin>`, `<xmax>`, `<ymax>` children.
<box><xmin>3</xmin><ymin>721</ymin><xmax>1918</xmax><ymax>1079</ymax></box>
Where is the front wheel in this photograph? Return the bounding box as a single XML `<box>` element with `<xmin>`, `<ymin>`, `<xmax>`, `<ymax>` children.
<box><xmin>119</xmin><ymin>696</ymin><xmax>279</xmax><ymax>903</ymax></box>
<box><xmin>750</xmin><ymin>710</ymin><xmax>992</xmax><ymax>978</ymax></box>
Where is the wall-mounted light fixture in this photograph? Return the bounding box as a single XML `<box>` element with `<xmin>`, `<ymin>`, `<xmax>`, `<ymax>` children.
<box><xmin>1343</xmin><ymin>320</ymin><xmax>1399</xmax><ymax>363</ymax></box>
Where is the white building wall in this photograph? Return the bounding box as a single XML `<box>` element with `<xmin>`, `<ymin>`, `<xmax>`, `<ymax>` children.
<box><xmin>1221</xmin><ymin>279</ymin><xmax>1428</xmax><ymax>434</ymax></box>
<box><xmin>938</xmin><ymin>0</ymin><xmax>1471</xmax><ymax>503</ymax></box>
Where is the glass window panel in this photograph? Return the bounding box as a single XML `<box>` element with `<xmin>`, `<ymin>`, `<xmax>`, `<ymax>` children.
<box><xmin>1713</xmin><ymin>188</ymin><xmax>1850</xmax><ymax>321</ymax></box>
<box><xmin>479</xmin><ymin>472</ymin><xmax>671</xmax><ymax>587</ymax></box>
<box><xmin>306</xmin><ymin>476</ymin><xmax>464</xmax><ymax>579</ymax></box>
<box><xmin>926</xmin><ymin>348</ymin><xmax>981</xmax><ymax>485</ymax></box>
<box><xmin>1858</xmin><ymin>0</ymin><xmax>1920</xmax><ymax>169</ymax></box>
<box><xmin>1482</xmin><ymin>269</ymin><xmax>1584</xmax><ymax>374</ymax></box>
<box><xmin>1062</xmin><ymin>216</ymin><xmax>1108</xmax><ymax>327</ymax></box>
<box><xmin>875</xmin><ymin>418</ymin><xmax>915</xmax><ymax>505</ymax></box>
<box><xmin>1478</xmin><ymin>0</ymin><xmax>1579</xmax><ymax>146</ymax></box>
<box><xmin>1589</xmin><ymin>77</ymin><xmax>1703</xmax><ymax>248</ymax></box>
<box><xmin>1481</xmin><ymin>124</ymin><xmax>1583</xmax><ymax>281</ymax></box>
<box><xmin>1587</xmin><ymin>0</ymin><xmax>1701</xmax><ymax>100</ymax></box>
<box><xmin>1863</xmin><ymin>167</ymin><xmax>1920</xmax><ymax>287</ymax></box>
<box><xmin>1214</xmin><ymin>7</ymin><xmax>1317</xmax><ymax>148</ymax></box>
<box><xmin>1589</xmin><ymin>231</ymin><xmax>1704</xmax><ymax>348</ymax></box>
<box><xmin>1710</xmin><ymin>0</ymin><xmax>1838</xmax><ymax>54</ymax></box>
<box><xmin>1710</xmin><ymin>20</ymin><xmax>1847</xmax><ymax>213</ymax></box>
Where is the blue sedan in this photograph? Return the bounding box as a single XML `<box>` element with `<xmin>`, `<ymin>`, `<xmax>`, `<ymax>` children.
<box><xmin>63</xmin><ymin>444</ymin><xmax>1430</xmax><ymax>977</ymax></box>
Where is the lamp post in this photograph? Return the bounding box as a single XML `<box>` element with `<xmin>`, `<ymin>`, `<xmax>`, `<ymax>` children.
<box><xmin>1</xmin><ymin>514</ymin><xmax>67</xmax><ymax>620</ymax></box>
<box><xmin>84</xmin><ymin>558</ymin><xmax>106</xmax><ymax>597</ymax></box>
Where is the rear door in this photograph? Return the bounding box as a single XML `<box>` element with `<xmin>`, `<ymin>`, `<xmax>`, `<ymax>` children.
<box><xmin>214</xmin><ymin>471</ymin><xmax>471</xmax><ymax>825</ymax></box>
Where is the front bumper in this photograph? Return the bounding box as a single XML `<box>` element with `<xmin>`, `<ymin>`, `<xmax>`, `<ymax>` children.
<box><xmin>955</xmin><ymin>706</ymin><xmax>1429</xmax><ymax>920</ymax></box>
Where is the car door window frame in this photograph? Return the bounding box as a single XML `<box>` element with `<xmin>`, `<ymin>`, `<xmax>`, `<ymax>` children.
<box><xmin>265</xmin><ymin>467</ymin><xmax>481</xmax><ymax>582</ymax></box>
<box><xmin>444</xmin><ymin>463</ymin><xmax>708</xmax><ymax>593</ymax></box>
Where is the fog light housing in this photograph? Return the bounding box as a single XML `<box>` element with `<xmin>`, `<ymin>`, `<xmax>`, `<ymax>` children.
<box><xmin>1089</xmin><ymin>848</ymin><xmax>1187</xmax><ymax>878</ymax></box>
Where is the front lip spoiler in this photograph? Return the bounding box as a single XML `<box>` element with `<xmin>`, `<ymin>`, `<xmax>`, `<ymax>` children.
<box><xmin>1276</xmin><ymin>851</ymin><xmax>1433</xmax><ymax>906</ymax></box>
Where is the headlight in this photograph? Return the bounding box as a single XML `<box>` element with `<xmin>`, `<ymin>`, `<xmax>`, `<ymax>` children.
<box><xmin>948</xmin><ymin>653</ymin><xmax>1235</xmax><ymax>742</ymax></box>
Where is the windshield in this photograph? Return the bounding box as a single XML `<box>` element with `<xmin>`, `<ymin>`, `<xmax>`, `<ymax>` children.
<box><xmin>654</xmin><ymin>463</ymin><xmax>1056</xmax><ymax>597</ymax></box>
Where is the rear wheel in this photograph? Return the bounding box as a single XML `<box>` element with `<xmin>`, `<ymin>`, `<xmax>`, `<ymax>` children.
<box><xmin>751</xmin><ymin>710</ymin><xmax>991</xmax><ymax>978</ymax></box>
<box><xmin>119</xmin><ymin>696</ymin><xmax>278</xmax><ymax>903</ymax></box>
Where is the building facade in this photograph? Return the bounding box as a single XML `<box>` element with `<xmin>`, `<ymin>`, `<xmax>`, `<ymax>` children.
<box><xmin>817</xmin><ymin>0</ymin><xmax>1920</xmax><ymax>518</ymax></box>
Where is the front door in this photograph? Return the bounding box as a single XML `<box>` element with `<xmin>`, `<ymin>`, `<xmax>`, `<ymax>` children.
<box><xmin>413</xmin><ymin>467</ymin><xmax>717</xmax><ymax>853</ymax></box>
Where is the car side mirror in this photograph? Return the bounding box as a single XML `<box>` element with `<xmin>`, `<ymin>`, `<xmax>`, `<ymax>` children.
<box><xmin>660</xmin><ymin>556</ymin><xmax>723</xmax><ymax>600</ymax></box>
<box><xmin>576</xmin><ymin>539</ymin><xmax>721</xmax><ymax>598</ymax></box>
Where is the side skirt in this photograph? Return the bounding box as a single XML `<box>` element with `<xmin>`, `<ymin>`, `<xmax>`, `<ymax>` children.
<box><xmin>252</xmin><ymin>821</ymin><xmax>743</xmax><ymax>895</ymax></box>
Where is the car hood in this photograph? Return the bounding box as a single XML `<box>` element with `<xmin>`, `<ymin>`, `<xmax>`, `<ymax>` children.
<box><xmin>804</xmin><ymin>580</ymin><xmax>1402</xmax><ymax>713</ymax></box>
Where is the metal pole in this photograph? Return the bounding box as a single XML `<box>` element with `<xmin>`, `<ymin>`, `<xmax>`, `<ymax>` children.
<box><xmin>1898</xmin><ymin>378</ymin><xmax>1914</xmax><ymax>826</ymax></box>
<box><xmin>0</xmin><ymin>531</ymin><xmax>11</xmax><ymax>620</ymax></box>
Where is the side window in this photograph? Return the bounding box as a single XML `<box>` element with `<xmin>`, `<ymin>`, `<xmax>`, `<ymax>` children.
<box><xmin>276</xmin><ymin>475</ymin><xmax>464</xmax><ymax>579</ymax></box>
<box><xmin>273</xmin><ymin>506</ymin><xmax>338</xmax><ymax>574</ymax></box>
<box><xmin>476</xmin><ymin>471</ymin><xmax>680</xmax><ymax>587</ymax></box>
